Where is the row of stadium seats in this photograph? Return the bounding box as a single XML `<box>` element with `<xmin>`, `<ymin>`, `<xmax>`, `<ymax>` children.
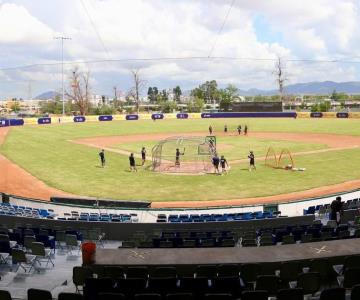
<box><xmin>4</xmin><ymin>285</ymin><xmax>359</xmax><ymax>300</ymax></box>
<box><xmin>156</xmin><ymin>211</ymin><xmax>277</xmax><ymax>223</ymax></box>
<box><xmin>121</xmin><ymin>218</ymin><xmax>360</xmax><ymax>248</ymax></box>
<box><xmin>0</xmin><ymin>202</ymin><xmax>138</xmax><ymax>222</ymax></box>
<box><xmin>0</xmin><ymin>203</ymin><xmax>53</xmax><ymax>218</ymax></box>
<box><xmin>303</xmin><ymin>198</ymin><xmax>360</xmax><ymax>215</ymax></box>
<box><xmin>70</xmin><ymin>256</ymin><xmax>360</xmax><ymax>299</ymax></box>
<box><xmin>59</xmin><ymin>212</ymin><xmax>135</xmax><ymax>222</ymax></box>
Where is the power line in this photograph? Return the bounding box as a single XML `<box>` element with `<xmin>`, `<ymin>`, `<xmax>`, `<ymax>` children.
<box><xmin>80</xmin><ymin>0</ymin><xmax>112</xmax><ymax>59</ymax></box>
<box><xmin>208</xmin><ymin>0</ymin><xmax>236</xmax><ymax>58</ymax></box>
<box><xmin>0</xmin><ymin>56</ymin><xmax>359</xmax><ymax>71</ymax></box>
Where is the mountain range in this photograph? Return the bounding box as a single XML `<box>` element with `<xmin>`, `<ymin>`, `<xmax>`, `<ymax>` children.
<box><xmin>35</xmin><ymin>91</ymin><xmax>61</xmax><ymax>100</ymax></box>
<box><xmin>237</xmin><ymin>81</ymin><xmax>360</xmax><ymax>96</ymax></box>
<box><xmin>35</xmin><ymin>81</ymin><xmax>360</xmax><ymax>100</ymax></box>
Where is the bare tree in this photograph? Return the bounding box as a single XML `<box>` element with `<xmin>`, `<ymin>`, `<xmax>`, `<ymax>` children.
<box><xmin>66</xmin><ymin>67</ymin><xmax>91</xmax><ymax>115</ymax></box>
<box><xmin>274</xmin><ymin>56</ymin><xmax>288</xmax><ymax>101</ymax></box>
<box><xmin>129</xmin><ymin>69</ymin><xmax>146</xmax><ymax>113</ymax></box>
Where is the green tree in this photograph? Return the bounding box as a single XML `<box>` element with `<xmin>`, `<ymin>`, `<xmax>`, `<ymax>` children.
<box><xmin>319</xmin><ymin>101</ymin><xmax>331</xmax><ymax>112</ymax></box>
<box><xmin>10</xmin><ymin>102</ymin><xmax>21</xmax><ymax>113</ymax></box>
<box><xmin>190</xmin><ymin>80</ymin><xmax>219</xmax><ymax>103</ymax></box>
<box><xmin>187</xmin><ymin>97</ymin><xmax>204</xmax><ymax>112</ymax></box>
<box><xmin>173</xmin><ymin>86</ymin><xmax>182</xmax><ymax>102</ymax></box>
<box><xmin>158</xmin><ymin>101</ymin><xmax>177</xmax><ymax>113</ymax></box>
<box><xmin>311</xmin><ymin>104</ymin><xmax>319</xmax><ymax>112</ymax></box>
<box><xmin>91</xmin><ymin>105</ymin><xmax>116</xmax><ymax>115</ymax></box>
<box><xmin>218</xmin><ymin>84</ymin><xmax>239</xmax><ymax>111</ymax></box>
<box><xmin>160</xmin><ymin>89</ymin><xmax>168</xmax><ymax>102</ymax></box>
<box><xmin>147</xmin><ymin>86</ymin><xmax>159</xmax><ymax>103</ymax></box>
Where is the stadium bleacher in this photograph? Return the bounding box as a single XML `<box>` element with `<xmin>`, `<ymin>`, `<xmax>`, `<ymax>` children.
<box><xmin>1</xmin><ymin>192</ymin><xmax>360</xmax><ymax>299</ymax></box>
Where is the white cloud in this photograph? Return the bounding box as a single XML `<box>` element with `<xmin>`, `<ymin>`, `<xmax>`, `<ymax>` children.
<box><xmin>0</xmin><ymin>0</ymin><xmax>359</xmax><ymax>98</ymax></box>
<box><xmin>0</xmin><ymin>3</ymin><xmax>55</xmax><ymax>45</ymax></box>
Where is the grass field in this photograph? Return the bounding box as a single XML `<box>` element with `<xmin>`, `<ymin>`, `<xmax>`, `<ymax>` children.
<box><xmin>1</xmin><ymin>118</ymin><xmax>360</xmax><ymax>201</ymax></box>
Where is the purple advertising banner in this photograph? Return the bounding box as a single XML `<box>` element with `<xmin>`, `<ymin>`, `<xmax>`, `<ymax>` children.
<box><xmin>9</xmin><ymin>119</ymin><xmax>24</xmax><ymax>126</ymax></box>
<box><xmin>0</xmin><ymin>119</ymin><xmax>9</xmax><ymax>127</ymax></box>
<box><xmin>126</xmin><ymin>114</ymin><xmax>139</xmax><ymax>120</ymax></box>
<box><xmin>98</xmin><ymin>115</ymin><xmax>113</xmax><ymax>121</ymax></box>
<box><xmin>336</xmin><ymin>112</ymin><xmax>349</xmax><ymax>118</ymax></box>
<box><xmin>177</xmin><ymin>113</ymin><xmax>189</xmax><ymax>119</ymax></box>
<box><xmin>310</xmin><ymin>112</ymin><xmax>323</xmax><ymax>118</ymax></box>
<box><xmin>38</xmin><ymin>117</ymin><xmax>52</xmax><ymax>124</ymax></box>
<box><xmin>201</xmin><ymin>112</ymin><xmax>297</xmax><ymax>118</ymax></box>
<box><xmin>151</xmin><ymin>113</ymin><xmax>164</xmax><ymax>120</ymax></box>
<box><xmin>74</xmin><ymin>116</ymin><xmax>86</xmax><ymax>122</ymax></box>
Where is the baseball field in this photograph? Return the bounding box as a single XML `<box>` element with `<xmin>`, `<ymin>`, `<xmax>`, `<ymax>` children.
<box><xmin>1</xmin><ymin>118</ymin><xmax>360</xmax><ymax>206</ymax></box>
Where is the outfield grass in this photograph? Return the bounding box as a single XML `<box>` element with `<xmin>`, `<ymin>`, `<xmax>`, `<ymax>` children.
<box><xmin>1</xmin><ymin>118</ymin><xmax>360</xmax><ymax>201</ymax></box>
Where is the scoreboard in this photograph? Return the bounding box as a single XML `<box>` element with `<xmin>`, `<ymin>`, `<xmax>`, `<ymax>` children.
<box><xmin>230</xmin><ymin>102</ymin><xmax>283</xmax><ymax>112</ymax></box>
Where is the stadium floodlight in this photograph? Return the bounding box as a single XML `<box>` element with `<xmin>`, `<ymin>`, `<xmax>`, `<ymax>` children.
<box><xmin>54</xmin><ymin>36</ymin><xmax>72</xmax><ymax>116</ymax></box>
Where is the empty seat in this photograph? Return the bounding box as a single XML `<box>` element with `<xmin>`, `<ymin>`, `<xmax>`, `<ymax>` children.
<box><xmin>126</xmin><ymin>267</ymin><xmax>149</xmax><ymax>278</ymax></box>
<box><xmin>83</xmin><ymin>278</ymin><xmax>115</xmax><ymax>300</ymax></box>
<box><xmin>27</xmin><ymin>289</ymin><xmax>52</xmax><ymax>300</ymax></box>
<box><xmin>196</xmin><ymin>265</ymin><xmax>217</xmax><ymax>278</ymax></box>
<box><xmin>73</xmin><ymin>266</ymin><xmax>94</xmax><ymax>292</ymax></box>
<box><xmin>166</xmin><ymin>293</ymin><xmax>193</xmax><ymax>300</ymax></box>
<box><xmin>279</xmin><ymin>261</ymin><xmax>301</xmax><ymax>284</ymax></box>
<box><xmin>134</xmin><ymin>294</ymin><xmax>162</xmax><ymax>300</ymax></box>
<box><xmin>0</xmin><ymin>290</ymin><xmax>12</xmax><ymax>300</ymax></box>
<box><xmin>204</xmin><ymin>294</ymin><xmax>233</xmax><ymax>299</ymax></box>
<box><xmin>240</xmin><ymin>263</ymin><xmax>261</xmax><ymax>286</ymax></box>
<box><xmin>148</xmin><ymin>277</ymin><xmax>178</xmax><ymax>294</ymax></box>
<box><xmin>58</xmin><ymin>293</ymin><xmax>84</xmax><ymax>300</ymax></box>
<box><xmin>98</xmin><ymin>293</ymin><xmax>125</xmax><ymax>300</ymax></box>
<box><xmin>241</xmin><ymin>290</ymin><xmax>268</xmax><ymax>300</ymax></box>
<box><xmin>103</xmin><ymin>266</ymin><xmax>125</xmax><ymax>279</ymax></box>
<box><xmin>297</xmin><ymin>272</ymin><xmax>321</xmax><ymax>295</ymax></box>
<box><xmin>255</xmin><ymin>275</ymin><xmax>280</xmax><ymax>296</ymax></box>
<box><xmin>217</xmin><ymin>264</ymin><xmax>239</xmax><ymax>277</ymax></box>
<box><xmin>319</xmin><ymin>287</ymin><xmax>345</xmax><ymax>300</ymax></box>
<box><xmin>151</xmin><ymin>267</ymin><xmax>177</xmax><ymax>278</ymax></box>
<box><xmin>351</xmin><ymin>284</ymin><xmax>360</xmax><ymax>300</ymax></box>
<box><xmin>116</xmin><ymin>278</ymin><xmax>147</xmax><ymax>296</ymax></box>
<box><xmin>277</xmin><ymin>288</ymin><xmax>303</xmax><ymax>300</ymax></box>
<box><xmin>343</xmin><ymin>267</ymin><xmax>360</xmax><ymax>288</ymax></box>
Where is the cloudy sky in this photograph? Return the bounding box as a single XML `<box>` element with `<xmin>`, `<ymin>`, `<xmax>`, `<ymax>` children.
<box><xmin>0</xmin><ymin>0</ymin><xmax>359</xmax><ymax>98</ymax></box>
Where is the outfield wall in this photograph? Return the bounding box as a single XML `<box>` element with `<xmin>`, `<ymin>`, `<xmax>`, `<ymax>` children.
<box><xmin>1</xmin><ymin>111</ymin><xmax>359</xmax><ymax>128</ymax></box>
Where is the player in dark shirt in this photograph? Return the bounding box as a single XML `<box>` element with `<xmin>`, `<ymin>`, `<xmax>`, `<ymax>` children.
<box><xmin>237</xmin><ymin>125</ymin><xmax>241</xmax><ymax>135</ymax></box>
<box><xmin>212</xmin><ymin>153</ymin><xmax>220</xmax><ymax>174</ymax></box>
<box><xmin>175</xmin><ymin>148</ymin><xmax>185</xmax><ymax>167</ymax></box>
<box><xmin>244</xmin><ymin>125</ymin><xmax>248</xmax><ymax>135</ymax></box>
<box><xmin>141</xmin><ymin>147</ymin><xmax>146</xmax><ymax>166</ymax></box>
<box><xmin>248</xmin><ymin>151</ymin><xmax>256</xmax><ymax>171</ymax></box>
<box><xmin>129</xmin><ymin>153</ymin><xmax>137</xmax><ymax>172</ymax></box>
<box><xmin>224</xmin><ymin>125</ymin><xmax>228</xmax><ymax>133</ymax></box>
<box><xmin>330</xmin><ymin>196</ymin><xmax>343</xmax><ymax>224</ymax></box>
<box><xmin>209</xmin><ymin>125</ymin><xmax>213</xmax><ymax>135</ymax></box>
<box><xmin>220</xmin><ymin>155</ymin><xmax>229</xmax><ymax>174</ymax></box>
<box><xmin>99</xmin><ymin>149</ymin><xmax>105</xmax><ymax>167</ymax></box>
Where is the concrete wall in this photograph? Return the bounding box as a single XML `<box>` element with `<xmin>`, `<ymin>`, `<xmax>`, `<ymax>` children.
<box><xmin>0</xmin><ymin>214</ymin><xmax>315</xmax><ymax>240</ymax></box>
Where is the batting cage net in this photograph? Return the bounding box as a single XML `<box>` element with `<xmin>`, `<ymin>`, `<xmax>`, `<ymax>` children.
<box><xmin>151</xmin><ymin>136</ymin><xmax>215</xmax><ymax>174</ymax></box>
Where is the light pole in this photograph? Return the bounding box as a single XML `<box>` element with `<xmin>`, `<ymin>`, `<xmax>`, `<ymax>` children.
<box><xmin>54</xmin><ymin>36</ymin><xmax>71</xmax><ymax>116</ymax></box>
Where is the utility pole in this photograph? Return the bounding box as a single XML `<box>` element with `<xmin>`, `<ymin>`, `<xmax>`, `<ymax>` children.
<box><xmin>54</xmin><ymin>36</ymin><xmax>71</xmax><ymax>115</ymax></box>
<box><xmin>113</xmin><ymin>86</ymin><xmax>117</xmax><ymax>100</ymax></box>
<box><xmin>27</xmin><ymin>81</ymin><xmax>32</xmax><ymax>100</ymax></box>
